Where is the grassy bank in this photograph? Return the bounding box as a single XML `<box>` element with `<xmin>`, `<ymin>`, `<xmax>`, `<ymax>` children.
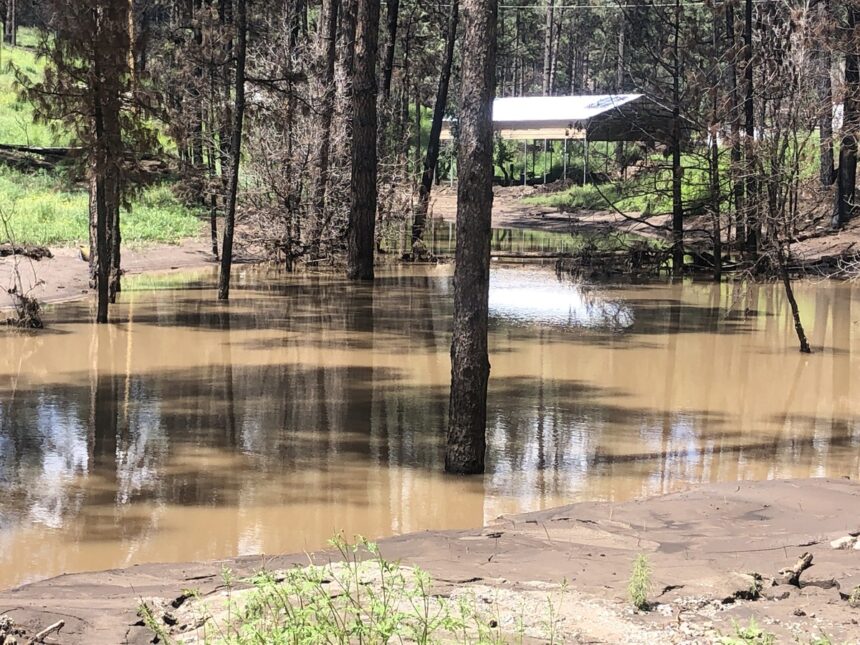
<box><xmin>0</xmin><ymin>31</ymin><xmax>68</xmax><ymax>147</ymax></box>
<box><xmin>0</xmin><ymin>167</ymin><xmax>202</xmax><ymax>246</ymax></box>
<box><xmin>0</xmin><ymin>34</ymin><xmax>201</xmax><ymax>248</ymax></box>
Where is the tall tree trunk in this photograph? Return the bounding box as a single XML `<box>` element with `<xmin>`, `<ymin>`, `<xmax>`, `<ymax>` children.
<box><xmin>217</xmin><ymin>0</ymin><xmax>248</xmax><ymax>301</ymax></box>
<box><xmin>743</xmin><ymin>0</ymin><xmax>758</xmax><ymax>258</ymax></box>
<box><xmin>614</xmin><ymin>20</ymin><xmax>625</xmax><ymax>170</ymax></box>
<box><xmin>346</xmin><ymin>0</ymin><xmax>380</xmax><ymax>281</ymax></box>
<box><xmin>671</xmin><ymin>0</ymin><xmax>684</xmax><ymax>276</ymax></box>
<box><xmin>726</xmin><ymin>1</ymin><xmax>744</xmax><ymax>248</ymax></box>
<box><xmin>4</xmin><ymin>0</ymin><xmax>15</xmax><ymax>46</ymax></box>
<box><xmin>411</xmin><ymin>0</ymin><xmax>458</xmax><ymax>251</ymax></box>
<box><xmin>381</xmin><ymin>0</ymin><xmax>399</xmax><ymax>98</ymax></box>
<box><xmin>308</xmin><ymin>0</ymin><xmax>341</xmax><ymax>258</ymax></box>
<box><xmin>816</xmin><ymin>0</ymin><xmax>834</xmax><ymax>188</ymax></box>
<box><xmin>541</xmin><ymin>0</ymin><xmax>554</xmax><ymax>95</ymax></box>
<box><xmin>446</xmin><ymin>0</ymin><xmax>497</xmax><ymax>475</ymax></box>
<box><xmin>710</xmin><ymin>7</ymin><xmax>722</xmax><ymax>281</ymax></box>
<box><xmin>834</xmin><ymin>5</ymin><xmax>859</xmax><ymax>228</ymax></box>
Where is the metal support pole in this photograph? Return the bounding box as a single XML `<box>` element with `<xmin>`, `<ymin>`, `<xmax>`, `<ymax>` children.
<box><xmin>522</xmin><ymin>140</ymin><xmax>527</xmax><ymax>185</ymax></box>
<box><xmin>563</xmin><ymin>138</ymin><xmax>568</xmax><ymax>180</ymax></box>
<box><xmin>543</xmin><ymin>139</ymin><xmax>548</xmax><ymax>185</ymax></box>
<box><xmin>582</xmin><ymin>132</ymin><xmax>589</xmax><ymax>187</ymax></box>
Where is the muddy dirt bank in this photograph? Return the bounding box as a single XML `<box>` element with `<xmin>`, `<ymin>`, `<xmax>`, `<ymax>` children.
<box><xmin>0</xmin><ymin>239</ymin><xmax>217</xmax><ymax>310</ymax></box>
<box><xmin>2</xmin><ymin>478</ymin><xmax>859</xmax><ymax>643</ymax></box>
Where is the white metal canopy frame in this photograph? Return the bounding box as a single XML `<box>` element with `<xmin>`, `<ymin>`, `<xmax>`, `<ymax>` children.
<box><xmin>441</xmin><ymin>94</ymin><xmax>676</xmax><ymax>142</ymax></box>
<box><xmin>440</xmin><ymin>94</ymin><xmax>677</xmax><ymax>186</ymax></box>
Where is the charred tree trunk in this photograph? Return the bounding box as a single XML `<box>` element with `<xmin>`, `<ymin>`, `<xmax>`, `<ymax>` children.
<box><xmin>726</xmin><ymin>1</ymin><xmax>744</xmax><ymax>247</ymax></box>
<box><xmin>411</xmin><ymin>0</ymin><xmax>458</xmax><ymax>251</ymax></box>
<box><xmin>671</xmin><ymin>0</ymin><xmax>684</xmax><ymax>275</ymax></box>
<box><xmin>743</xmin><ymin>0</ymin><xmax>758</xmax><ymax>258</ymax></box>
<box><xmin>382</xmin><ymin>0</ymin><xmax>399</xmax><ymax>98</ymax></box>
<box><xmin>816</xmin><ymin>0</ymin><xmax>834</xmax><ymax>188</ymax></box>
<box><xmin>710</xmin><ymin>7</ymin><xmax>722</xmax><ymax>281</ymax></box>
<box><xmin>834</xmin><ymin>5</ymin><xmax>859</xmax><ymax>229</ymax></box>
<box><xmin>308</xmin><ymin>0</ymin><xmax>340</xmax><ymax>258</ymax></box>
<box><xmin>346</xmin><ymin>0</ymin><xmax>380</xmax><ymax>281</ymax></box>
<box><xmin>217</xmin><ymin>0</ymin><xmax>247</xmax><ymax>301</ymax></box>
<box><xmin>446</xmin><ymin>0</ymin><xmax>497</xmax><ymax>475</ymax></box>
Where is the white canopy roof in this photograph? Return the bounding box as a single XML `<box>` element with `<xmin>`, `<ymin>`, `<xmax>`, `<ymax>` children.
<box><xmin>492</xmin><ymin>94</ymin><xmax>643</xmax><ymax>124</ymax></box>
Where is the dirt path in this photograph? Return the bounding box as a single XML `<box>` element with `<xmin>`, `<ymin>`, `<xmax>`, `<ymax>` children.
<box><xmin>0</xmin><ymin>238</ymin><xmax>217</xmax><ymax>310</ymax></box>
<box><xmin>2</xmin><ymin>478</ymin><xmax>859</xmax><ymax>644</ymax></box>
<box><xmin>429</xmin><ymin>185</ymin><xmax>672</xmax><ymax>239</ymax></box>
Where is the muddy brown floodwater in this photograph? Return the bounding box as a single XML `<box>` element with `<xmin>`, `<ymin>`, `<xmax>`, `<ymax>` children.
<box><xmin>0</xmin><ymin>265</ymin><xmax>858</xmax><ymax>590</ymax></box>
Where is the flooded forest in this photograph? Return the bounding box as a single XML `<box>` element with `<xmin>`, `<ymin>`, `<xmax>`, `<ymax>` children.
<box><xmin>1</xmin><ymin>0</ymin><xmax>860</xmax><ymax>643</ymax></box>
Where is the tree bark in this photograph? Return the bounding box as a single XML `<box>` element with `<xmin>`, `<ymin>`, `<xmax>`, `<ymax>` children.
<box><xmin>446</xmin><ymin>0</ymin><xmax>497</xmax><ymax>475</ymax></box>
<box><xmin>743</xmin><ymin>0</ymin><xmax>758</xmax><ymax>258</ymax></box>
<box><xmin>307</xmin><ymin>0</ymin><xmax>340</xmax><ymax>258</ymax></box>
<box><xmin>381</xmin><ymin>0</ymin><xmax>399</xmax><ymax>98</ymax></box>
<box><xmin>346</xmin><ymin>0</ymin><xmax>380</xmax><ymax>281</ymax></box>
<box><xmin>217</xmin><ymin>0</ymin><xmax>248</xmax><ymax>301</ymax></box>
<box><xmin>671</xmin><ymin>0</ymin><xmax>684</xmax><ymax>275</ymax></box>
<box><xmin>541</xmin><ymin>0</ymin><xmax>554</xmax><ymax>95</ymax></box>
<box><xmin>725</xmin><ymin>1</ymin><xmax>745</xmax><ymax>247</ymax></box>
<box><xmin>411</xmin><ymin>0</ymin><xmax>458</xmax><ymax>251</ymax></box>
<box><xmin>816</xmin><ymin>0</ymin><xmax>834</xmax><ymax>188</ymax></box>
<box><xmin>834</xmin><ymin>5</ymin><xmax>859</xmax><ymax>228</ymax></box>
<box><xmin>4</xmin><ymin>0</ymin><xmax>16</xmax><ymax>46</ymax></box>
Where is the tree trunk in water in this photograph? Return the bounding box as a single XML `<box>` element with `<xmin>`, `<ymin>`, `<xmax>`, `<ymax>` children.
<box><xmin>446</xmin><ymin>0</ymin><xmax>497</xmax><ymax>475</ymax></box>
<box><xmin>541</xmin><ymin>0</ymin><xmax>554</xmax><ymax>95</ymax></box>
<box><xmin>411</xmin><ymin>0</ymin><xmax>458</xmax><ymax>251</ymax></box>
<box><xmin>777</xmin><ymin>244</ymin><xmax>811</xmax><ymax>354</ymax></box>
<box><xmin>381</xmin><ymin>0</ymin><xmax>399</xmax><ymax>98</ymax></box>
<box><xmin>834</xmin><ymin>5</ymin><xmax>859</xmax><ymax>228</ymax></box>
<box><xmin>346</xmin><ymin>0</ymin><xmax>380</xmax><ymax>281</ymax></box>
<box><xmin>217</xmin><ymin>0</ymin><xmax>248</xmax><ymax>301</ymax></box>
<box><xmin>308</xmin><ymin>0</ymin><xmax>340</xmax><ymax>258</ymax></box>
<box><xmin>93</xmin><ymin>113</ymin><xmax>110</xmax><ymax>324</ymax></box>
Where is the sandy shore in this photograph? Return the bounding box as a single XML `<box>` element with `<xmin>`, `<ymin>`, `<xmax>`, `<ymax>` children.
<box><xmin>2</xmin><ymin>478</ymin><xmax>859</xmax><ymax>643</ymax></box>
<box><xmin>0</xmin><ymin>238</ymin><xmax>217</xmax><ymax>310</ymax></box>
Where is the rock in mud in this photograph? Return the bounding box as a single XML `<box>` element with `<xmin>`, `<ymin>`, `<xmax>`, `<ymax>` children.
<box><xmin>830</xmin><ymin>535</ymin><xmax>858</xmax><ymax>550</ymax></box>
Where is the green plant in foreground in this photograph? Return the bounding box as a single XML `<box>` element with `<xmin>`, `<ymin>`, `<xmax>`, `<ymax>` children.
<box><xmin>627</xmin><ymin>553</ymin><xmax>651</xmax><ymax>611</ymax></box>
<box><xmin>720</xmin><ymin>618</ymin><xmax>776</xmax><ymax>645</ymax></box>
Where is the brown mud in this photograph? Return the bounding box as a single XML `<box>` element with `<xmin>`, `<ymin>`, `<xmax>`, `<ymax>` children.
<box><xmin>0</xmin><ymin>238</ymin><xmax>216</xmax><ymax>309</ymax></box>
<box><xmin>1</xmin><ymin>478</ymin><xmax>859</xmax><ymax>643</ymax></box>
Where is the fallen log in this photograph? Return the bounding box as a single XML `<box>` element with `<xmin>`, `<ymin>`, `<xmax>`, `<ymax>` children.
<box><xmin>777</xmin><ymin>552</ymin><xmax>813</xmax><ymax>587</ymax></box>
<box><xmin>0</xmin><ymin>244</ymin><xmax>53</xmax><ymax>260</ymax></box>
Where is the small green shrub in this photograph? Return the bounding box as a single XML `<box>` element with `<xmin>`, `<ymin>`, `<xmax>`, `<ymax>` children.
<box><xmin>720</xmin><ymin>618</ymin><xmax>776</xmax><ymax>645</ymax></box>
<box><xmin>627</xmin><ymin>553</ymin><xmax>651</xmax><ymax>611</ymax></box>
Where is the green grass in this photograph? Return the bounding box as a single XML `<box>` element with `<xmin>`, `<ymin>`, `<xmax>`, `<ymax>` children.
<box><xmin>138</xmin><ymin>536</ymin><xmax>568</xmax><ymax>645</ymax></box>
<box><xmin>0</xmin><ymin>167</ymin><xmax>202</xmax><ymax>246</ymax></box>
<box><xmin>0</xmin><ymin>29</ymin><xmax>69</xmax><ymax>147</ymax></box>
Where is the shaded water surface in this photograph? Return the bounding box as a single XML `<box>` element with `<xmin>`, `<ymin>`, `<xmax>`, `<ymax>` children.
<box><xmin>1</xmin><ymin>266</ymin><xmax>858</xmax><ymax>588</ymax></box>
